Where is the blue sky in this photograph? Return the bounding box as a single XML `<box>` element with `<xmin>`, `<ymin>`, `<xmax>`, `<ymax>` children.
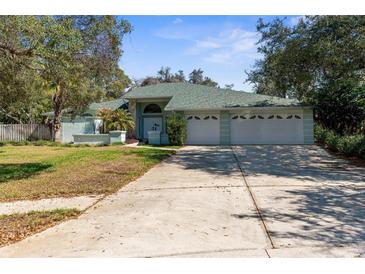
<box><xmin>120</xmin><ymin>16</ymin><xmax>300</xmax><ymax>92</ymax></box>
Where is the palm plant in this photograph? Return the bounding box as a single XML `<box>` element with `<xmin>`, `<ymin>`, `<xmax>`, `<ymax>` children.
<box><xmin>97</xmin><ymin>108</ymin><xmax>135</xmax><ymax>132</ymax></box>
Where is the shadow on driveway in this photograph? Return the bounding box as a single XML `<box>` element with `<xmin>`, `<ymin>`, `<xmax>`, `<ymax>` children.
<box><xmin>233</xmin><ymin>145</ymin><xmax>365</xmax><ymax>184</ymax></box>
<box><xmin>260</xmin><ymin>186</ymin><xmax>365</xmax><ymax>247</ymax></box>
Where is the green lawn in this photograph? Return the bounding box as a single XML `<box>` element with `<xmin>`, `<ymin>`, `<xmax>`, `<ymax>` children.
<box><xmin>0</xmin><ymin>145</ymin><xmax>175</xmax><ymax>201</ymax></box>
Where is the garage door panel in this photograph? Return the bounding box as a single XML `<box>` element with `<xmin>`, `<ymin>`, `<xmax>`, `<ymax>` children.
<box><xmin>231</xmin><ymin>114</ymin><xmax>304</xmax><ymax>145</ymax></box>
<box><xmin>186</xmin><ymin>114</ymin><xmax>220</xmax><ymax>145</ymax></box>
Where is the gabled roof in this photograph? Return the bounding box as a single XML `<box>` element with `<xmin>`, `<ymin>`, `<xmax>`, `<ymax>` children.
<box><xmin>43</xmin><ymin>98</ymin><xmax>128</xmax><ymax>117</ymax></box>
<box><xmin>123</xmin><ymin>83</ymin><xmax>302</xmax><ymax>111</ymax></box>
<box><xmin>84</xmin><ymin>98</ymin><xmax>128</xmax><ymax>116</ymax></box>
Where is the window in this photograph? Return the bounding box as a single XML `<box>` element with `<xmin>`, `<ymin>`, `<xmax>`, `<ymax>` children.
<box><xmin>211</xmin><ymin>116</ymin><xmax>218</xmax><ymax>120</ymax></box>
<box><xmin>268</xmin><ymin>115</ymin><xmax>274</xmax><ymax>119</ymax></box>
<box><xmin>143</xmin><ymin>104</ymin><xmax>162</xmax><ymax>113</ymax></box>
<box><xmin>232</xmin><ymin>115</ymin><xmax>238</xmax><ymax>120</ymax></box>
<box><xmin>194</xmin><ymin>116</ymin><xmax>201</xmax><ymax>120</ymax></box>
<box><xmin>203</xmin><ymin>116</ymin><xmax>210</xmax><ymax>120</ymax></box>
<box><xmin>258</xmin><ymin>115</ymin><xmax>264</xmax><ymax>119</ymax></box>
<box><xmin>250</xmin><ymin>115</ymin><xmax>256</xmax><ymax>119</ymax></box>
<box><xmin>240</xmin><ymin>115</ymin><xmax>246</xmax><ymax>119</ymax></box>
<box><xmin>187</xmin><ymin>116</ymin><xmax>193</xmax><ymax>120</ymax></box>
<box><xmin>276</xmin><ymin>115</ymin><xmax>283</xmax><ymax>119</ymax></box>
<box><xmin>287</xmin><ymin>115</ymin><xmax>293</xmax><ymax>119</ymax></box>
<box><xmin>295</xmin><ymin>115</ymin><xmax>301</xmax><ymax>119</ymax></box>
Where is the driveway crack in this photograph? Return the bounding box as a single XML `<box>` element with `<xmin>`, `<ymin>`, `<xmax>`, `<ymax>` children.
<box><xmin>231</xmin><ymin>146</ymin><xmax>276</xmax><ymax>249</ymax></box>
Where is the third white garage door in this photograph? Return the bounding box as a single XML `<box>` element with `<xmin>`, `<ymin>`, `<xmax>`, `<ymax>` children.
<box><xmin>186</xmin><ymin>114</ymin><xmax>220</xmax><ymax>145</ymax></box>
<box><xmin>230</xmin><ymin>113</ymin><xmax>304</xmax><ymax>144</ymax></box>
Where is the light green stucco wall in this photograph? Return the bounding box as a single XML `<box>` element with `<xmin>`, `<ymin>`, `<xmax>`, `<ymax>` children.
<box><xmin>303</xmin><ymin>108</ymin><xmax>314</xmax><ymax>144</ymax></box>
<box><xmin>219</xmin><ymin>111</ymin><xmax>230</xmax><ymax>145</ymax></box>
<box><xmin>60</xmin><ymin>119</ymin><xmax>94</xmax><ymax>143</ymax></box>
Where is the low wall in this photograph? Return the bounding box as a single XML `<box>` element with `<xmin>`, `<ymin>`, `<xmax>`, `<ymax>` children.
<box><xmin>73</xmin><ymin>134</ymin><xmax>110</xmax><ymax>145</ymax></box>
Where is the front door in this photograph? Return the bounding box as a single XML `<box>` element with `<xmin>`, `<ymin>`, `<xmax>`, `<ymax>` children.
<box><xmin>143</xmin><ymin>117</ymin><xmax>163</xmax><ymax>139</ymax></box>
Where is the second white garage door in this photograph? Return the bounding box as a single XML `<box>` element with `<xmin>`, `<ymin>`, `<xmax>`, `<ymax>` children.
<box><xmin>186</xmin><ymin>114</ymin><xmax>220</xmax><ymax>145</ymax></box>
<box><xmin>230</xmin><ymin>113</ymin><xmax>304</xmax><ymax>144</ymax></box>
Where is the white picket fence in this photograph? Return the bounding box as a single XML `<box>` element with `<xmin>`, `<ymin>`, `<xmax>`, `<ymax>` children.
<box><xmin>0</xmin><ymin>124</ymin><xmax>52</xmax><ymax>141</ymax></box>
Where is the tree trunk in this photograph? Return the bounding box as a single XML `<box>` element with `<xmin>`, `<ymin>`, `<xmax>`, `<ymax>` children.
<box><xmin>52</xmin><ymin>84</ymin><xmax>64</xmax><ymax>142</ymax></box>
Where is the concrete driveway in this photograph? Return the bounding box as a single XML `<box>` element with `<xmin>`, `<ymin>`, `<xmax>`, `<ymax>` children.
<box><xmin>0</xmin><ymin>145</ymin><xmax>364</xmax><ymax>257</ymax></box>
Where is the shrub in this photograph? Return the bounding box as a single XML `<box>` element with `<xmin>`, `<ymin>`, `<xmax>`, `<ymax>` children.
<box><xmin>97</xmin><ymin>108</ymin><xmax>135</xmax><ymax>132</ymax></box>
<box><xmin>315</xmin><ymin>124</ymin><xmax>365</xmax><ymax>159</ymax></box>
<box><xmin>314</xmin><ymin>124</ymin><xmax>328</xmax><ymax>143</ymax></box>
<box><xmin>337</xmin><ymin>135</ymin><xmax>363</xmax><ymax>156</ymax></box>
<box><xmin>166</xmin><ymin>112</ymin><xmax>187</xmax><ymax>146</ymax></box>
<box><xmin>324</xmin><ymin>130</ymin><xmax>339</xmax><ymax>151</ymax></box>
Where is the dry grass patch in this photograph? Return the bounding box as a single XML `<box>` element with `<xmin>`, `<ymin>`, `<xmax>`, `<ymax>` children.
<box><xmin>0</xmin><ymin>146</ymin><xmax>175</xmax><ymax>201</ymax></box>
<box><xmin>0</xmin><ymin>209</ymin><xmax>80</xmax><ymax>247</ymax></box>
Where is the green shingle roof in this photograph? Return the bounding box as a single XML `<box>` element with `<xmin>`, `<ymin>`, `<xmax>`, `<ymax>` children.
<box><xmin>123</xmin><ymin>83</ymin><xmax>302</xmax><ymax>111</ymax></box>
<box><xmin>43</xmin><ymin>98</ymin><xmax>128</xmax><ymax>117</ymax></box>
<box><xmin>84</xmin><ymin>98</ymin><xmax>128</xmax><ymax>116</ymax></box>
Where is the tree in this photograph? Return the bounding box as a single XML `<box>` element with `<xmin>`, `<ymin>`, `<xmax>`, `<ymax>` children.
<box><xmin>246</xmin><ymin>16</ymin><xmax>365</xmax><ymax>134</ymax></box>
<box><xmin>0</xmin><ymin>16</ymin><xmax>132</xmax><ymax>139</ymax></box>
<box><xmin>189</xmin><ymin>68</ymin><xmax>218</xmax><ymax>87</ymax></box>
<box><xmin>0</xmin><ymin>16</ymin><xmax>51</xmax><ymax>124</ymax></box>
<box><xmin>139</xmin><ymin>67</ymin><xmax>218</xmax><ymax>88</ymax></box>
<box><xmin>141</xmin><ymin>77</ymin><xmax>161</xmax><ymax>86</ymax></box>
<box><xmin>188</xmin><ymin>69</ymin><xmax>204</xmax><ymax>84</ymax></box>
<box><xmin>224</xmin><ymin>84</ymin><xmax>234</xmax><ymax>90</ymax></box>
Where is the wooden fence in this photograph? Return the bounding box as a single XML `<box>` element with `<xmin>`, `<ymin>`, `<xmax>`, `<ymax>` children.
<box><xmin>0</xmin><ymin>124</ymin><xmax>52</xmax><ymax>142</ymax></box>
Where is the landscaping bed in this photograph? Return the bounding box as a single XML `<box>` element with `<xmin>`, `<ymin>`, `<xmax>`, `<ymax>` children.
<box><xmin>0</xmin><ymin>145</ymin><xmax>175</xmax><ymax>202</ymax></box>
<box><xmin>314</xmin><ymin>124</ymin><xmax>365</xmax><ymax>162</ymax></box>
<box><xmin>0</xmin><ymin>209</ymin><xmax>80</xmax><ymax>247</ymax></box>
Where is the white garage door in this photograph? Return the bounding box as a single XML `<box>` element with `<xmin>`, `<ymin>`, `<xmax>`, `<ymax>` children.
<box><xmin>231</xmin><ymin>113</ymin><xmax>304</xmax><ymax>144</ymax></box>
<box><xmin>186</xmin><ymin>114</ymin><xmax>220</xmax><ymax>145</ymax></box>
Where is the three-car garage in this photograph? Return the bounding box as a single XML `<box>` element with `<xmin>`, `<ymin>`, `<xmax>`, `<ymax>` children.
<box><xmin>185</xmin><ymin>111</ymin><xmax>306</xmax><ymax>145</ymax></box>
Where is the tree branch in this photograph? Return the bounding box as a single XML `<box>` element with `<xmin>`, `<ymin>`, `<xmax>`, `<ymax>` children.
<box><xmin>0</xmin><ymin>43</ymin><xmax>33</xmax><ymax>57</ymax></box>
<box><xmin>0</xmin><ymin>108</ymin><xmax>24</xmax><ymax>124</ymax></box>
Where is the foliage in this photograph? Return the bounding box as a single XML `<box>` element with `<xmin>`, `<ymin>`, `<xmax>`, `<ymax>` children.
<box><xmin>246</xmin><ymin>16</ymin><xmax>365</xmax><ymax>135</ymax></box>
<box><xmin>140</xmin><ymin>67</ymin><xmax>220</xmax><ymax>88</ymax></box>
<box><xmin>314</xmin><ymin>124</ymin><xmax>365</xmax><ymax>159</ymax></box>
<box><xmin>0</xmin><ymin>16</ymin><xmax>132</xmax><ymax>135</ymax></box>
<box><xmin>97</xmin><ymin>108</ymin><xmax>135</xmax><ymax>132</ymax></box>
<box><xmin>188</xmin><ymin>68</ymin><xmax>219</xmax><ymax>87</ymax></box>
<box><xmin>166</xmin><ymin>112</ymin><xmax>187</xmax><ymax>146</ymax></box>
<box><xmin>309</xmin><ymin>79</ymin><xmax>365</xmax><ymax>135</ymax></box>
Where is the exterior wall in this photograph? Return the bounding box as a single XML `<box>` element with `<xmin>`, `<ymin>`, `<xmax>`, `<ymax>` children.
<box><xmin>60</xmin><ymin>117</ymin><xmax>94</xmax><ymax>143</ymax></box>
<box><xmin>303</xmin><ymin>108</ymin><xmax>314</xmax><ymax>144</ymax></box>
<box><xmin>219</xmin><ymin>111</ymin><xmax>230</xmax><ymax>145</ymax></box>
<box><xmin>73</xmin><ymin>134</ymin><xmax>110</xmax><ymax>145</ymax></box>
<box><xmin>128</xmin><ymin>99</ymin><xmax>137</xmax><ymax>138</ymax></box>
<box><xmin>135</xmin><ymin>101</ymin><xmax>168</xmax><ymax>140</ymax></box>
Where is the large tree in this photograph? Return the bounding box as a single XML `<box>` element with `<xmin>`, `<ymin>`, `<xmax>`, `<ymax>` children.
<box><xmin>140</xmin><ymin>67</ymin><xmax>218</xmax><ymax>88</ymax></box>
<box><xmin>246</xmin><ymin>16</ymin><xmax>365</xmax><ymax>134</ymax></box>
<box><xmin>0</xmin><ymin>16</ymin><xmax>131</xmax><ymax>139</ymax></box>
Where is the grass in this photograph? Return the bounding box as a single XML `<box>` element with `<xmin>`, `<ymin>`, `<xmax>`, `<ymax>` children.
<box><xmin>0</xmin><ymin>146</ymin><xmax>175</xmax><ymax>202</ymax></box>
<box><xmin>0</xmin><ymin>209</ymin><xmax>80</xmax><ymax>247</ymax></box>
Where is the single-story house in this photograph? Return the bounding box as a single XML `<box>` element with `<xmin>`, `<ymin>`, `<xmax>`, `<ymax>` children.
<box><xmin>43</xmin><ymin>98</ymin><xmax>128</xmax><ymax>143</ymax></box>
<box><xmin>123</xmin><ymin>83</ymin><xmax>314</xmax><ymax>145</ymax></box>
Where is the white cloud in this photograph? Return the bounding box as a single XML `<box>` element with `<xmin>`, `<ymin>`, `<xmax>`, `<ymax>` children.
<box><xmin>172</xmin><ymin>18</ymin><xmax>183</xmax><ymax>24</ymax></box>
<box><xmin>155</xmin><ymin>23</ymin><xmax>260</xmax><ymax>65</ymax></box>
<box><xmin>186</xmin><ymin>28</ymin><xmax>260</xmax><ymax>65</ymax></box>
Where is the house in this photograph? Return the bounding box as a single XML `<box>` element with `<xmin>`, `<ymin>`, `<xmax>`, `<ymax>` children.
<box><xmin>43</xmin><ymin>98</ymin><xmax>128</xmax><ymax>143</ymax></box>
<box><xmin>123</xmin><ymin>82</ymin><xmax>314</xmax><ymax>145</ymax></box>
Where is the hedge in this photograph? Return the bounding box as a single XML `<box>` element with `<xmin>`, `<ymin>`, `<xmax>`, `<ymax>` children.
<box><xmin>314</xmin><ymin>125</ymin><xmax>365</xmax><ymax>159</ymax></box>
